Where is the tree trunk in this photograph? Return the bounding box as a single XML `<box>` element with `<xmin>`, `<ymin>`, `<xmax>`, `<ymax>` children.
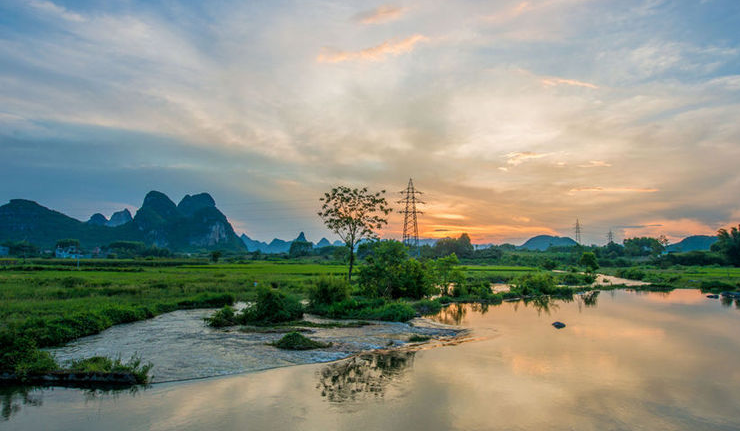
<box><xmin>348</xmin><ymin>247</ymin><xmax>355</xmax><ymax>282</ymax></box>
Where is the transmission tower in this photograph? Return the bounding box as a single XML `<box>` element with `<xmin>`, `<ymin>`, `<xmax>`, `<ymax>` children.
<box><xmin>398</xmin><ymin>178</ymin><xmax>424</xmax><ymax>256</ymax></box>
<box><xmin>574</xmin><ymin>218</ymin><xmax>582</xmax><ymax>245</ymax></box>
<box><xmin>607</xmin><ymin>229</ymin><xmax>614</xmax><ymax>244</ymax></box>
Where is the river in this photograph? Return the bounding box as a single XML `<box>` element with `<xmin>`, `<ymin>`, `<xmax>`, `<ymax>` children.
<box><xmin>3</xmin><ymin>289</ymin><xmax>740</xmax><ymax>430</ymax></box>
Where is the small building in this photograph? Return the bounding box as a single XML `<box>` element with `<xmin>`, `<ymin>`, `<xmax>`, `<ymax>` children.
<box><xmin>55</xmin><ymin>246</ymin><xmax>84</xmax><ymax>259</ymax></box>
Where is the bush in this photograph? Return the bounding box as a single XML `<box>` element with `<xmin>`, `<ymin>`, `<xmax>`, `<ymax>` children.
<box><xmin>269</xmin><ymin>332</ymin><xmax>332</xmax><ymax>350</ymax></box>
<box><xmin>616</xmin><ymin>268</ymin><xmax>646</xmax><ymax>281</ymax></box>
<box><xmin>239</xmin><ymin>287</ymin><xmax>303</xmax><ymax>324</ymax></box>
<box><xmin>409</xmin><ymin>335</ymin><xmax>431</xmax><ymax>342</ymax></box>
<box><xmin>412</xmin><ymin>299</ymin><xmax>442</xmax><ymax>315</ymax></box>
<box><xmin>205</xmin><ymin>305</ymin><xmax>238</xmax><ymax>327</ymax></box>
<box><xmin>560</xmin><ymin>273</ymin><xmax>596</xmax><ymax>286</ymax></box>
<box><xmin>0</xmin><ymin>333</ymin><xmax>58</xmax><ymax>375</ymax></box>
<box><xmin>309</xmin><ymin>276</ymin><xmax>350</xmax><ymax>307</ymax></box>
<box><xmin>67</xmin><ymin>354</ymin><xmax>153</xmax><ymax>384</ymax></box>
<box><xmin>699</xmin><ymin>280</ymin><xmax>738</xmax><ymax>293</ymax></box>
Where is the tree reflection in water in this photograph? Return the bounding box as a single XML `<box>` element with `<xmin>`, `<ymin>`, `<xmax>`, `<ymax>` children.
<box><xmin>577</xmin><ymin>290</ymin><xmax>600</xmax><ymax>311</ymax></box>
<box><xmin>1</xmin><ymin>384</ymin><xmax>141</xmax><ymax>421</ymax></box>
<box><xmin>434</xmin><ymin>303</ymin><xmax>467</xmax><ymax>325</ymax></box>
<box><xmin>316</xmin><ymin>350</ymin><xmax>415</xmax><ymax>403</ymax></box>
<box><xmin>1</xmin><ymin>386</ymin><xmax>42</xmax><ymax>421</ymax></box>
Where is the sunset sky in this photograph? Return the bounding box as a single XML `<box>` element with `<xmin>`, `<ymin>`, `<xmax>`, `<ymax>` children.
<box><xmin>1</xmin><ymin>0</ymin><xmax>739</xmax><ymax>245</ymax></box>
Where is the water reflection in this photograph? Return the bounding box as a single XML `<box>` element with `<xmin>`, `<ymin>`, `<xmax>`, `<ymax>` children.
<box><xmin>435</xmin><ymin>303</ymin><xmax>468</xmax><ymax>325</ymax></box>
<box><xmin>577</xmin><ymin>290</ymin><xmax>600</xmax><ymax>311</ymax></box>
<box><xmin>316</xmin><ymin>350</ymin><xmax>415</xmax><ymax>403</ymax></box>
<box><xmin>1</xmin><ymin>386</ymin><xmax>41</xmax><ymax>421</ymax></box>
<box><xmin>0</xmin><ymin>384</ymin><xmax>144</xmax><ymax>421</ymax></box>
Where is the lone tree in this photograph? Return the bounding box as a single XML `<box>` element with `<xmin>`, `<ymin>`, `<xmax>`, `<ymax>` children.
<box><xmin>579</xmin><ymin>251</ymin><xmax>599</xmax><ymax>272</ymax></box>
<box><xmin>318</xmin><ymin>186</ymin><xmax>391</xmax><ymax>281</ymax></box>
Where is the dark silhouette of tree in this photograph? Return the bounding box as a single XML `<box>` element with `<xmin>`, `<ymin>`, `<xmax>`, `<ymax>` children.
<box><xmin>712</xmin><ymin>224</ymin><xmax>740</xmax><ymax>266</ymax></box>
<box><xmin>210</xmin><ymin>250</ymin><xmax>222</xmax><ymax>263</ymax></box>
<box><xmin>318</xmin><ymin>187</ymin><xmax>390</xmax><ymax>281</ymax></box>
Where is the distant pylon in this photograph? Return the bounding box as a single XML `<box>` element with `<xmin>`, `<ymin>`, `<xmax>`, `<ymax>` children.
<box><xmin>607</xmin><ymin>229</ymin><xmax>614</xmax><ymax>244</ymax></box>
<box><xmin>398</xmin><ymin>178</ymin><xmax>424</xmax><ymax>256</ymax></box>
<box><xmin>574</xmin><ymin>219</ymin><xmax>582</xmax><ymax>245</ymax></box>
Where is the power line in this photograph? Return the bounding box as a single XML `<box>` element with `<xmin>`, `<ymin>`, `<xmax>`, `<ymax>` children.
<box><xmin>398</xmin><ymin>178</ymin><xmax>424</xmax><ymax>256</ymax></box>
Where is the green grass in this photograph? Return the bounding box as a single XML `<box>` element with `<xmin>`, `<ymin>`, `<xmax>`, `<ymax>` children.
<box><xmin>601</xmin><ymin>266</ymin><xmax>740</xmax><ymax>290</ymax></box>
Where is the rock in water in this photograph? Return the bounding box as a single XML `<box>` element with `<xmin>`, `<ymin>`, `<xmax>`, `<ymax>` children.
<box><xmin>707</xmin><ymin>294</ymin><xmax>719</xmax><ymax>299</ymax></box>
<box><xmin>552</xmin><ymin>321</ymin><xmax>566</xmax><ymax>329</ymax></box>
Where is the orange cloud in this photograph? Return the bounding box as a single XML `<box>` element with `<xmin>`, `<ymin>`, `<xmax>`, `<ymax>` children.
<box><xmin>316</xmin><ymin>34</ymin><xmax>429</xmax><ymax>63</ymax></box>
<box><xmin>578</xmin><ymin>160</ymin><xmax>611</xmax><ymax>168</ymax></box>
<box><xmin>621</xmin><ymin>218</ymin><xmax>719</xmax><ymax>242</ymax></box>
<box><xmin>505</xmin><ymin>151</ymin><xmax>548</xmax><ymax>166</ymax></box>
<box><xmin>354</xmin><ymin>5</ymin><xmax>408</xmax><ymax>24</ymax></box>
<box><xmin>569</xmin><ymin>187</ymin><xmax>658</xmax><ymax>193</ymax></box>
<box><xmin>482</xmin><ymin>2</ymin><xmax>533</xmax><ymax>24</ymax></box>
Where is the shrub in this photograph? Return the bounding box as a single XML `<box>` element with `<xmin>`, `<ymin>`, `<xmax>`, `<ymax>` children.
<box><xmin>269</xmin><ymin>332</ymin><xmax>332</xmax><ymax>350</ymax></box>
<box><xmin>309</xmin><ymin>276</ymin><xmax>350</xmax><ymax>307</ymax></box>
<box><xmin>68</xmin><ymin>354</ymin><xmax>153</xmax><ymax>384</ymax></box>
<box><xmin>205</xmin><ymin>305</ymin><xmax>238</xmax><ymax>327</ymax></box>
<box><xmin>0</xmin><ymin>333</ymin><xmax>58</xmax><ymax>375</ymax></box>
<box><xmin>412</xmin><ymin>299</ymin><xmax>442</xmax><ymax>315</ymax></box>
<box><xmin>239</xmin><ymin>287</ymin><xmax>303</xmax><ymax>324</ymax></box>
<box><xmin>616</xmin><ymin>268</ymin><xmax>646</xmax><ymax>281</ymax></box>
<box><xmin>408</xmin><ymin>334</ymin><xmax>431</xmax><ymax>342</ymax></box>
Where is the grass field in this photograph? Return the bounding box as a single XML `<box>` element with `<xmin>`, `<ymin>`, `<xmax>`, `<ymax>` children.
<box><xmin>0</xmin><ymin>260</ymin><xmax>540</xmax><ymax>349</ymax></box>
<box><xmin>600</xmin><ymin>266</ymin><xmax>740</xmax><ymax>290</ymax></box>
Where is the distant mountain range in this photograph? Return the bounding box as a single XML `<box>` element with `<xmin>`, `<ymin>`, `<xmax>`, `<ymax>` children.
<box><xmin>0</xmin><ymin>191</ymin><xmax>245</xmax><ymax>251</ymax></box>
<box><xmin>240</xmin><ymin>232</ymin><xmax>342</xmax><ymax>253</ymax></box>
<box><xmin>0</xmin><ymin>194</ymin><xmax>720</xmax><ymax>255</ymax></box>
<box><xmin>666</xmin><ymin>235</ymin><xmax>717</xmax><ymax>252</ymax></box>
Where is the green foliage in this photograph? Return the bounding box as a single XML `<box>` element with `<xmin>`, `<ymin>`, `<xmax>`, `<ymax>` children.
<box><xmin>269</xmin><ymin>332</ymin><xmax>332</xmax><ymax>350</ymax></box>
<box><xmin>1</xmin><ymin>241</ymin><xmax>40</xmax><ymax>257</ymax></box>
<box><xmin>624</xmin><ymin>237</ymin><xmax>664</xmax><ymax>257</ymax></box>
<box><xmin>541</xmin><ymin>259</ymin><xmax>557</xmax><ymax>270</ymax></box>
<box><xmin>67</xmin><ymin>354</ymin><xmax>153</xmax><ymax>384</ymax></box>
<box><xmin>433</xmin><ymin>234</ymin><xmax>474</xmax><ymax>259</ymax></box>
<box><xmin>713</xmin><ymin>225</ymin><xmax>740</xmax><ymax>266</ymax></box>
<box><xmin>408</xmin><ymin>334</ymin><xmax>431</xmax><ymax>342</ymax></box>
<box><xmin>511</xmin><ymin>273</ymin><xmax>570</xmax><ymax>297</ymax></box>
<box><xmin>210</xmin><ymin>250</ymin><xmax>223</xmax><ymax>263</ymax></box>
<box><xmin>308</xmin><ymin>276</ymin><xmax>350</xmax><ymax>307</ymax></box>
<box><xmin>358</xmin><ymin>241</ymin><xmax>434</xmax><ymax>299</ymax></box>
<box><xmin>412</xmin><ymin>299</ymin><xmax>443</xmax><ymax>315</ymax></box>
<box><xmin>429</xmin><ymin>253</ymin><xmax>465</xmax><ymax>296</ymax></box>
<box><xmin>205</xmin><ymin>305</ymin><xmax>238</xmax><ymax>327</ymax></box>
<box><xmin>579</xmin><ymin>252</ymin><xmax>600</xmax><ymax>271</ymax></box>
<box><xmin>0</xmin><ymin>333</ymin><xmax>58</xmax><ymax>375</ymax></box>
<box><xmin>55</xmin><ymin>238</ymin><xmax>80</xmax><ymax>249</ymax></box>
<box><xmin>240</xmin><ymin>287</ymin><xmax>303</xmax><ymax>324</ymax></box>
<box><xmin>318</xmin><ymin>186</ymin><xmax>391</xmax><ymax>281</ymax></box>
<box><xmin>616</xmin><ymin>268</ymin><xmax>647</xmax><ymax>280</ymax></box>
<box><xmin>289</xmin><ymin>241</ymin><xmax>313</xmax><ymax>258</ymax></box>
<box><xmin>560</xmin><ymin>272</ymin><xmax>596</xmax><ymax>286</ymax></box>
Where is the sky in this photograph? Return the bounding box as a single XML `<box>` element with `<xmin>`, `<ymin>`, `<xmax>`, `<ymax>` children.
<box><xmin>1</xmin><ymin>0</ymin><xmax>739</xmax><ymax>246</ymax></box>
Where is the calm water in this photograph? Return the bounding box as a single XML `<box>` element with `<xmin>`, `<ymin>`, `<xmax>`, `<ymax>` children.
<box><xmin>3</xmin><ymin>289</ymin><xmax>740</xmax><ymax>430</ymax></box>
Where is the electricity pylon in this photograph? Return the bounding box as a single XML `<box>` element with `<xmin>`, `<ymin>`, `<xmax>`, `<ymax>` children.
<box><xmin>398</xmin><ymin>178</ymin><xmax>424</xmax><ymax>256</ymax></box>
<box><xmin>574</xmin><ymin>219</ymin><xmax>582</xmax><ymax>245</ymax></box>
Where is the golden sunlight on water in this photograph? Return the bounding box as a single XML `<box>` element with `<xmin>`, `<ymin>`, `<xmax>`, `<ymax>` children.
<box><xmin>3</xmin><ymin>289</ymin><xmax>740</xmax><ymax>430</ymax></box>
